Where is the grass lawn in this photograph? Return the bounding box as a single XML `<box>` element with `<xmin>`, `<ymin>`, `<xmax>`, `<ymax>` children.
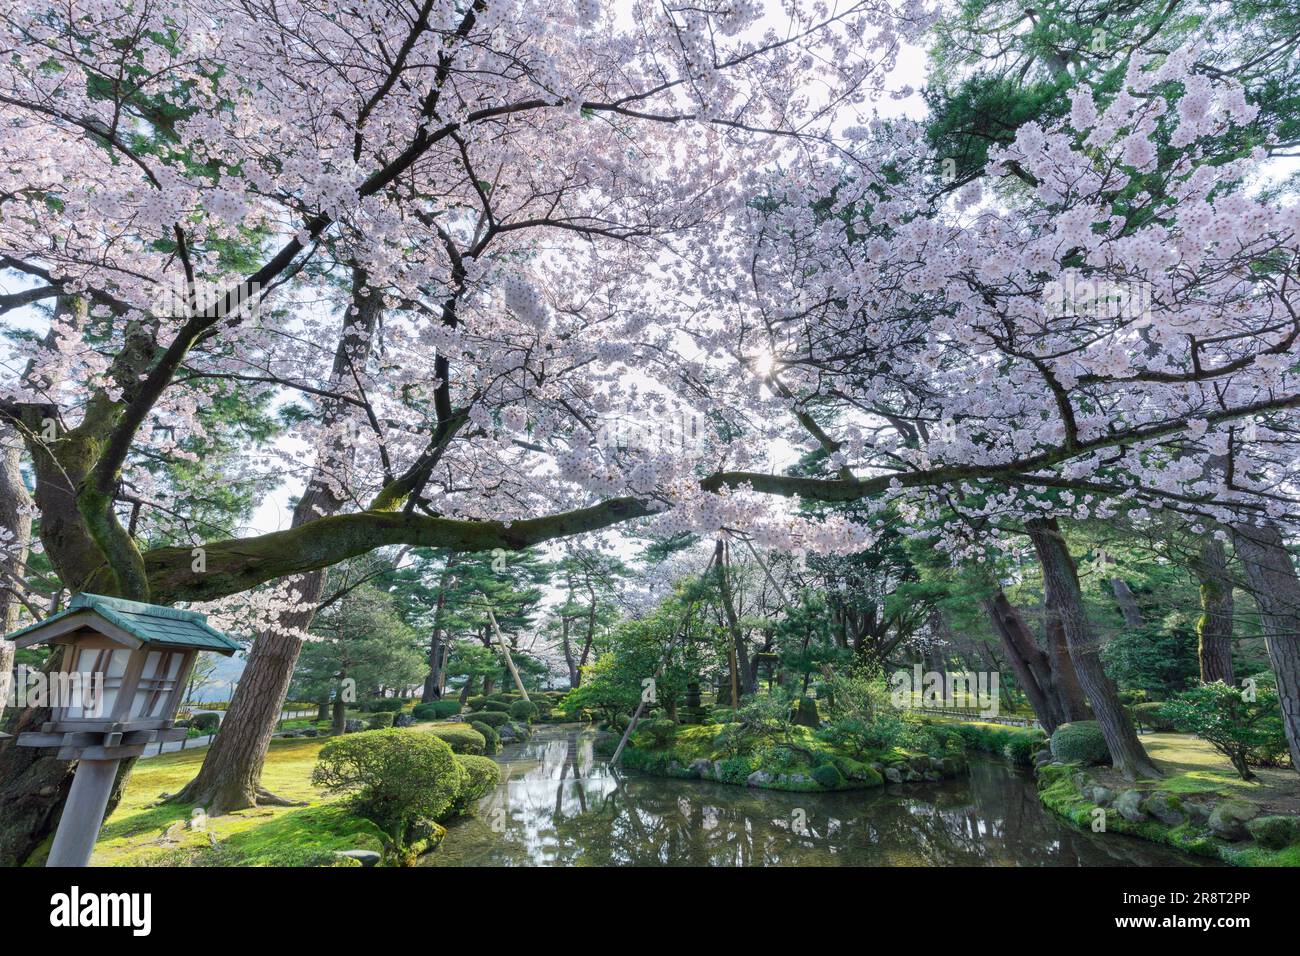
<box><xmin>89</xmin><ymin>721</ymin><xmax>477</xmax><ymax>867</ymax></box>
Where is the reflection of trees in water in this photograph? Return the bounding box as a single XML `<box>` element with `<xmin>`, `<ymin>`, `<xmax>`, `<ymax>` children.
<box><xmin>426</xmin><ymin>728</ymin><xmax>1213</xmax><ymax>867</ymax></box>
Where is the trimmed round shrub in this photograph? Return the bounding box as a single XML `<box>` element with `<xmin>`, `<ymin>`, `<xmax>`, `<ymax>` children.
<box><xmin>365</xmin><ymin>698</ymin><xmax>406</xmax><ymax>713</ymax></box>
<box><xmin>482</xmin><ymin>700</ymin><xmax>511</xmax><ymax>713</ymax></box>
<box><xmin>366</xmin><ymin>712</ymin><xmax>396</xmax><ymax>730</ymax></box>
<box><xmin>446</xmin><ymin>754</ymin><xmax>501</xmax><ymax>817</ymax></box>
<box><xmin>466</xmin><ymin>695</ymin><xmax>489</xmax><ymax>712</ymax></box>
<box><xmin>637</xmin><ymin>717</ymin><xmax>677</xmax><ymax>748</ymax></box>
<box><xmin>1050</xmin><ymin>721</ymin><xmax>1111</xmax><ymax>765</ymax></box>
<box><xmin>190</xmin><ymin>712</ymin><xmax>221</xmax><ymax>734</ymax></box>
<box><xmin>311</xmin><ymin>729</ymin><xmax>463</xmax><ymax>837</ymax></box>
<box><xmin>470</xmin><ymin>720</ymin><xmax>501</xmax><ymax>755</ymax></box>
<box><xmin>474</xmin><ymin>710</ymin><xmax>509</xmax><ymax>729</ymax></box>
<box><xmin>509</xmin><ymin>700</ymin><xmax>539</xmax><ymax>723</ymax></box>
<box><xmin>430</xmin><ymin>725</ymin><xmax>487</xmax><ymax>755</ymax></box>
<box><xmin>812</xmin><ymin>763</ymin><xmax>845</xmax><ymax>790</ymax></box>
<box><xmin>1132</xmin><ymin>702</ymin><xmax>1175</xmax><ymax>732</ymax></box>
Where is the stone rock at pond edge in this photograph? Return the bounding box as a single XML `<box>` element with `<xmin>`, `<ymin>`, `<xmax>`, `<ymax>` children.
<box><xmin>688</xmin><ymin>759</ymin><xmax>712</xmax><ymax>780</ymax></box>
<box><xmin>923</xmin><ymin>771</ymin><xmax>942</xmax><ymax>782</ymax></box>
<box><xmin>1088</xmin><ymin>786</ymin><xmax>1115</xmax><ymax>807</ymax></box>
<box><xmin>904</xmin><ymin>769</ymin><xmax>921</xmax><ymax>783</ymax></box>
<box><xmin>883</xmin><ymin>767</ymin><xmax>904</xmax><ymax>784</ymax></box>
<box><xmin>393</xmin><ymin>713</ymin><xmax>414</xmax><ymax>728</ymax></box>
<box><xmin>1033</xmin><ymin>748</ymin><xmax>1054</xmax><ymax>767</ymax></box>
<box><xmin>1208</xmin><ymin>800</ymin><xmax>1259</xmax><ymax>841</ymax></box>
<box><xmin>335</xmin><ymin>850</ymin><xmax>381</xmax><ymax>867</ymax></box>
<box><xmin>1184</xmin><ymin>802</ymin><xmax>1212</xmax><ymax>826</ymax></box>
<box><xmin>1115</xmin><ymin>789</ymin><xmax>1147</xmax><ymax>823</ymax></box>
<box><xmin>746</xmin><ymin>770</ymin><xmax>776</xmax><ymax>788</ymax></box>
<box><xmin>1140</xmin><ymin>793</ymin><xmax>1185</xmax><ymax>827</ymax></box>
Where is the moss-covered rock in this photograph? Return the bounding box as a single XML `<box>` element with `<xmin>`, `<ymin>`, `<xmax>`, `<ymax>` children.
<box><xmin>1208</xmin><ymin>800</ymin><xmax>1258</xmax><ymax>842</ymax></box>
<box><xmin>1140</xmin><ymin>792</ymin><xmax>1186</xmax><ymax>827</ymax></box>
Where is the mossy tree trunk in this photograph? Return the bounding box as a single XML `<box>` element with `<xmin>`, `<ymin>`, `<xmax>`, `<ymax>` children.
<box><xmin>1194</xmin><ymin>537</ymin><xmax>1236</xmax><ymax>685</ymax></box>
<box><xmin>1026</xmin><ymin>519</ymin><xmax>1159</xmax><ymax>779</ymax></box>
<box><xmin>982</xmin><ymin>590</ymin><xmax>1064</xmax><ymax>734</ymax></box>
<box><xmin>1231</xmin><ymin>521</ymin><xmax>1300</xmax><ymax>771</ymax></box>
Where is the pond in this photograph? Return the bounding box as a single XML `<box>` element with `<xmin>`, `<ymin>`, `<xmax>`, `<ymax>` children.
<box><xmin>422</xmin><ymin>724</ymin><xmax>1211</xmax><ymax>867</ymax></box>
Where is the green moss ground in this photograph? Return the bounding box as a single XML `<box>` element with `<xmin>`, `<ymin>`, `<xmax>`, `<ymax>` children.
<box><xmin>91</xmin><ymin>720</ymin><xmax>476</xmax><ymax>866</ymax></box>
<box><xmin>1031</xmin><ymin>733</ymin><xmax>1300</xmax><ymax>867</ymax></box>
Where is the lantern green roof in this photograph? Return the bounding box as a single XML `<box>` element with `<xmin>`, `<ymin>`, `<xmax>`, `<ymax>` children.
<box><xmin>5</xmin><ymin>592</ymin><xmax>240</xmax><ymax>655</ymax></box>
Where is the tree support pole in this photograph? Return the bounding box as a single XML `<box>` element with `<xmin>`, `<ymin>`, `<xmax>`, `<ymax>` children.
<box><xmin>484</xmin><ymin>603</ymin><xmax>529</xmax><ymax>702</ymax></box>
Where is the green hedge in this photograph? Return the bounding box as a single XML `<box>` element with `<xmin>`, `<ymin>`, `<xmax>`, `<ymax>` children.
<box><xmin>412</xmin><ymin>700</ymin><xmax>461</xmax><ymax>721</ymax></box>
<box><xmin>470</xmin><ymin>720</ymin><xmax>501</xmax><ymax>755</ymax></box>
<box><xmin>509</xmin><ymin>700</ymin><xmax>539</xmax><ymax>723</ymax></box>
<box><xmin>944</xmin><ymin>722</ymin><xmax>1046</xmax><ymax>767</ymax></box>
<box><xmin>430</xmin><ymin>725</ymin><xmax>487</xmax><ymax>755</ymax></box>
<box><xmin>1050</xmin><ymin>721</ymin><xmax>1110</xmax><ymax>765</ymax></box>
<box><xmin>446</xmin><ymin>754</ymin><xmax>501</xmax><ymax>818</ymax></box>
<box><xmin>365</xmin><ymin>699</ymin><xmax>406</xmax><ymax>713</ymax></box>
<box><xmin>473</xmin><ymin>710</ymin><xmax>509</xmax><ymax>729</ymax></box>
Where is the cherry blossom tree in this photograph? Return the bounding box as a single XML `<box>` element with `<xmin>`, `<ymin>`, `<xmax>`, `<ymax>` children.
<box><xmin>0</xmin><ymin>0</ymin><xmax>1298</xmax><ymax>859</ymax></box>
<box><xmin>0</xmin><ymin>0</ymin><xmax>934</xmax><ymax>858</ymax></box>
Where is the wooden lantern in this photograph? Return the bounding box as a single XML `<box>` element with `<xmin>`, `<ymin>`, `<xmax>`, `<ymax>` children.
<box><xmin>5</xmin><ymin>592</ymin><xmax>239</xmax><ymax>865</ymax></box>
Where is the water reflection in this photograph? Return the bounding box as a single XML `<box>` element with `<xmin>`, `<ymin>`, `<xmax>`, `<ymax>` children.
<box><xmin>423</xmin><ymin>725</ymin><xmax>1211</xmax><ymax>867</ymax></box>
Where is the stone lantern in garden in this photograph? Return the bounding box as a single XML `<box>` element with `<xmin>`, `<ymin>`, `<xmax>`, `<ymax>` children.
<box><xmin>6</xmin><ymin>592</ymin><xmax>239</xmax><ymax>866</ymax></box>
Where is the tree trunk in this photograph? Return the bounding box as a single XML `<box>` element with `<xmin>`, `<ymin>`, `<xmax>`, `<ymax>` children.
<box><xmin>561</xmin><ymin>615</ymin><xmax>581</xmax><ymax>689</ymax></box>
<box><xmin>315</xmin><ymin>699</ymin><xmax>329</xmax><ymax>723</ymax></box>
<box><xmin>421</xmin><ymin>557</ymin><xmax>455</xmax><ymax>702</ymax></box>
<box><xmin>1230</xmin><ymin>521</ymin><xmax>1300</xmax><ymax>771</ymax></box>
<box><xmin>1194</xmin><ymin>537</ymin><xmax>1236</xmax><ymax>685</ymax></box>
<box><xmin>169</xmin><ymin>270</ymin><xmax>380</xmax><ymax>813</ymax></box>
<box><xmin>1042</xmin><ymin>593</ymin><xmax>1090</xmax><ymax>723</ymax></box>
<box><xmin>982</xmin><ymin>590</ymin><xmax>1063</xmax><ymax>733</ymax></box>
<box><xmin>331</xmin><ymin>693</ymin><xmax>347</xmax><ymax>736</ymax></box>
<box><xmin>715</xmin><ymin>540</ymin><xmax>755</xmax><ymax>696</ymax></box>
<box><xmin>170</xmin><ymin>623</ymin><xmax>312</xmax><ymax>814</ymax></box>
<box><xmin>458</xmin><ymin>675</ymin><xmax>476</xmax><ymax>707</ymax></box>
<box><xmin>1027</xmin><ymin>519</ymin><xmax>1159</xmax><ymax>779</ymax></box>
<box><xmin>0</xmin><ymin>425</ymin><xmax>32</xmax><ymax>716</ymax></box>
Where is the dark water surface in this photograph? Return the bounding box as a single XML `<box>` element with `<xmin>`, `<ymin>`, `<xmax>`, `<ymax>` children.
<box><xmin>422</xmin><ymin>724</ymin><xmax>1209</xmax><ymax>866</ymax></box>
